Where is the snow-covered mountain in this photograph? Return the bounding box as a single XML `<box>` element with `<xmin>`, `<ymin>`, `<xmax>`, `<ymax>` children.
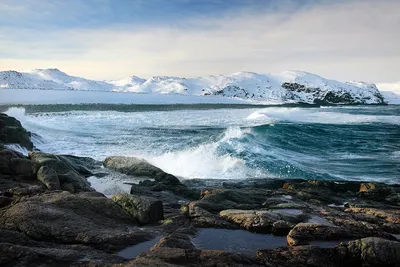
<box><xmin>376</xmin><ymin>82</ymin><xmax>400</xmax><ymax>105</ymax></box>
<box><xmin>0</xmin><ymin>69</ymin><xmax>115</xmax><ymax>91</ymax></box>
<box><xmin>110</xmin><ymin>71</ymin><xmax>385</xmax><ymax>105</ymax></box>
<box><xmin>0</xmin><ymin>68</ymin><xmax>388</xmax><ymax>105</ymax></box>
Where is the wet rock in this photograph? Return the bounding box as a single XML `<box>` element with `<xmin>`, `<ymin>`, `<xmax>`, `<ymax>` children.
<box><xmin>358</xmin><ymin>183</ymin><xmax>392</xmax><ymax>201</ymax></box>
<box><xmin>219</xmin><ymin>209</ymin><xmax>283</xmax><ymax>233</ymax></box>
<box><xmin>0</xmin><ymin>113</ymin><xmax>33</xmax><ymax>150</ymax></box>
<box><xmin>258</xmin><ymin>237</ymin><xmax>400</xmax><ymax>267</ymax></box>
<box><xmin>0</xmin><ymin>196</ymin><xmax>12</xmax><ymax>207</ymax></box>
<box><xmin>131</xmin><ymin>179</ymin><xmax>200</xmax><ymax>200</ymax></box>
<box><xmin>6</xmin><ymin>185</ymin><xmax>45</xmax><ymax>197</ymax></box>
<box><xmin>153</xmin><ymin>232</ymin><xmax>196</xmax><ymax>250</ymax></box>
<box><xmin>112</xmin><ymin>193</ymin><xmax>164</xmax><ymax>225</ymax></box>
<box><xmin>0</xmin><ymin>242</ymin><xmax>125</xmax><ymax>267</ymax></box>
<box><xmin>126</xmin><ymin>247</ymin><xmax>264</xmax><ymax>267</ymax></box>
<box><xmin>29</xmin><ymin>152</ymin><xmax>94</xmax><ymax>192</ymax></box>
<box><xmin>195</xmin><ymin>189</ymin><xmax>269</xmax><ymax>212</ymax></box>
<box><xmin>272</xmin><ymin>220</ymin><xmax>295</xmax><ymax>235</ymax></box>
<box><xmin>287</xmin><ymin>223</ymin><xmax>355</xmax><ymax>246</ymax></box>
<box><xmin>104</xmin><ymin>156</ymin><xmax>180</xmax><ymax>185</ymax></box>
<box><xmin>0</xmin><ymin>191</ymin><xmax>152</xmax><ymax>251</ymax></box>
<box><xmin>10</xmin><ymin>158</ymin><xmax>32</xmax><ymax>177</ymax></box>
<box><xmin>0</xmin><ymin>149</ymin><xmax>28</xmax><ymax>176</ymax></box>
<box><xmin>188</xmin><ymin>201</ymin><xmax>238</xmax><ymax>229</ymax></box>
<box><xmin>339</xmin><ymin>237</ymin><xmax>400</xmax><ymax>267</ymax></box>
<box><xmin>258</xmin><ymin>245</ymin><xmax>340</xmax><ymax>267</ymax></box>
<box><xmin>344</xmin><ymin>207</ymin><xmax>400</xmax><ymax>224</ymax></box>
<box><xmin>36</xmin><ymin>166</ymin><xmax>60</xmax><ymax>190</ymax></box>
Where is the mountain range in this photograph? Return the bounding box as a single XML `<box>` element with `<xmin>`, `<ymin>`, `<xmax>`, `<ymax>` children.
<box><xmin>1</xmin><ymin>68</ymin><xmax>397</xmax><ymax>105</ymax></box>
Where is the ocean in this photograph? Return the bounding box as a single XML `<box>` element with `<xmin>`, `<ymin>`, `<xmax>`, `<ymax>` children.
<box><xmin>3</xmin><ymin>104</ymin><xmax>400</xmax><ymax>184</ymax></box>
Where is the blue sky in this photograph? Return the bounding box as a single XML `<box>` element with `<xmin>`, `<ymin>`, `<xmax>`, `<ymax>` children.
<box><xmin>1</xmin><ymin>0</ymin><xmax>399</xmax><ymax>81</ymax></box>
<box><xmin>2</xmin><ymin>0</ymin><xmax>309</xmax><ymax>29</ymax></box>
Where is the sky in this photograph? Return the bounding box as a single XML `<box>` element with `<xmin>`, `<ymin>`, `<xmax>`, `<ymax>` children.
<box><xmin>0</xmin><ymin>0</ymin><xmax>399</xmax><ymax>82</ymax></box>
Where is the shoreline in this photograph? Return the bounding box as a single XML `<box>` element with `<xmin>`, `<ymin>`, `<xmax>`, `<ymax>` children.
<box><xmin>1</xmin><ymin>112</ymin><xmax>399</xmax><ymax>266</ymax></box>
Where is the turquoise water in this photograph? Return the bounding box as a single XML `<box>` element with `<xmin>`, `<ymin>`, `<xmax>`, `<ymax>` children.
<box><xmin>4</xmin><ymin>105</ymin><xmax>399</xmax><ymax>183</ymax></box>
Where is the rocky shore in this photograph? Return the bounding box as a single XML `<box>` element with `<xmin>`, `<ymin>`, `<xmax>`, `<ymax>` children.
<box><xmin>0</xmin><ymin>112</ymin><xmax>399</xmax><ymax>267</ymax></box>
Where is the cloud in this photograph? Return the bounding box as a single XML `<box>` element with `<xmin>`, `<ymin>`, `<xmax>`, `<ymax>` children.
<box><xmin>0</xmin><ymin>0</ymin><xmax>399</xmax><ymax>82</ymax></box>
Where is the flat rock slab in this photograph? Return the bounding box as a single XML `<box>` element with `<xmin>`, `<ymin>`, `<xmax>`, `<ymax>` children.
<box><xmin>0</xmin><ymin>191</ymin><xmax>153</xmax><ymax>251</ymax></box>
<box><xmin>112</xmin><ymin>193</ymin><xmax>164</xmax><ymax>225</ymax></box>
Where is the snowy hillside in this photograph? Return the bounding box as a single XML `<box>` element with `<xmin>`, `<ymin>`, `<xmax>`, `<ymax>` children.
<box><xmin>376</xmin><ymin>82</ymin><xmax>400</xmax><ymax>105</ymax></box>
<box><xmin>0</xmin><ymin>69</ymin><xmax>115</xmax><ymax>91</ymax></box>
<box><xmin>111</xmin><ymin>71</ymin><xmax>385</xmax><ymax>105</ymax></box>
<box><xmin>0</xmin><ymin>70</ymin><xmax>70</xmax><ymax>90</ymax></box>
<box><xmin>0</xmin><ymin>68</ymin><xmax>390</xmax><ymax>104</ymax></box>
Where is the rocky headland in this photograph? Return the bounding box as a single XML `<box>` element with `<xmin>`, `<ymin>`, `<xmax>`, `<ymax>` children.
<box><xmin>0</xmin><ymin>112</ymin><xmax>399</xmax><ymax>267</ymax></box>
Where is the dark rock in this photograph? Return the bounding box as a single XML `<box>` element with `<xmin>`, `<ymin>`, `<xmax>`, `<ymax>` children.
<box><xmin>104</xmin><ymin>156</ymin><xmax>180</xmax><ymax>185</ymax></box>
<box><xmin>272</xmin><ymin>220</ymin><xmax>295</xmax><ymax>235</ymax></box>
<box><xmin>153</xmin><ymin>232</ymin><xmax>196</xmax><ymax>250</ymax></box>
<box><xmin>6</xmin><ymin>185</ymin><xmax>45</xmax><ymax>197</ymax></box>
<box><xmin>29</xmin><ymin>152</ymin><xmax>94</xmax><ymax>192</ymax></box>
<box><xmin>338</xmin><ymin>237</ymin><xmax>400</xmax><ymax>267</ymax></box>
<box><xmin>0</xmin><ymin>113</ymin><xmax>33</xmax><ymax>150</ymax></box>
<box><xmin>0</xmin><ymin>149</ymin><xmax>25</xmax><ymax>175</ymax></box>
<box><xmin>112</xmin><ymin>193</ymin><xmax>164</xmax><ymax>225</ymax></box>
<box><xmin>344</xmin><ymin>207</ymin><xmax>400</xmax><ymax>224</ymax></box>
<box><xmin>126</xmin><ymin>247</ymin><xmax>264</xmax><ymax>267</ymax></box>
<box><xmin>10</xmin><ymin>158</ymin><xmax>32</xmax><ymax>177</ymax></box>
<box><xmin>36</xmin><ymin>166</ymin><xmax>60</xmax><ymax>190</ymax></box>
<box><xmin>0</xmin><ymin>191</ymin><xmax>152</xmax><ymax>251</ymax></box>
<box><xmin>258</xmin><ymin>244</ymin><xmax>340</xmax><ymax>267</ymax></box>
<box><xmin>219</xmin><ymin>209</ymin><xmax>281</xmax><ymax>233</ymax></box>
<box><xmin>358</xmin><ymin>183</ymin><xmax>392</xmax><ymax>201</ymax></box>
<box><xmin>0</xmin><ymin>196</ymin><xmax>12</xmax><ymax>207</ymax></box>
<box><xmin>287</xmin><ymin>223</ymin><xmax>356</xmax><ymax>246</ymax></box>
<box><xmin>196</xmin><ymin>188</ymin><xmax>269</xmax><ymax>212</ymax></box>
<box><xmin>0</xmin><ymin>242</ymin><xmax>125</xmax><ymax>267</ymax></box>
<box><xmin>131</xmin><ymin>179</ymin><xmax>200</xmax><ymax>200</ymax></box>
<box><xmin>258</xmin><ymin>237</ymin><xmax>400</xmax><ymax>267</ymax></box>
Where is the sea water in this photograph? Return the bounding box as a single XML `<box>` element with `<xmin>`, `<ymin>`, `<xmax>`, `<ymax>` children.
<box><xmin>3</xmin><ymin>105</ymin><xmax>399</xmax><ymax>185</ymax></box>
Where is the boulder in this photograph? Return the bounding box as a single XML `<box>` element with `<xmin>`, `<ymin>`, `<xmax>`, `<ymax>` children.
<box><xmin>0</xmin><ymin>113</ymin><xmax>33</xmax><ymax>150</ymax></box>
<box><xmin>29</xmin><ymin>152</ymin><xmax>94</xmax><ymax>192</ymax></box>
<box><xmin>104</xmin><ymin>156</ymin><xmax>180</xmax><ymax>185</ymax></box>
<box><xmin>219</xmin><ymin>209</ymin><xmax>303</xmax><ymax>234</ymax></box>
<box><xmin>287</xmin><ymin>223</ymin><xmax>356</xmax><ymax>246</ymax></box>
<box><xmin>219</xmin><ymin>209</ymin><xmax>280</xmax><ymax>233</ymax></box>
<box><xmin>0</xmin><ymin>149</ymin><xmax>29</xmax><ymax>176</ymax></box>
<box><xmin>258</xmin><ymin>238</ymin><xmax>400</xmax><ymax>267</ymax></box>
<box><xmin>112</xmin><ymin>193</ymin><xmax>164</xmax><ymax>225</ymax></box>
<box><xmin>194</xmin><ymin>189</ymin><xmax>269</xmax><ymax>212</ymax></box>
<box><xmin>36</xmin><ymin>166</ymin><xmax>60</xmax><ymax>190</ymax></box>
<box><xmin>339</xmin><ymin>237</ymin><xmax>400</xmax><ymax>267</ymax></box>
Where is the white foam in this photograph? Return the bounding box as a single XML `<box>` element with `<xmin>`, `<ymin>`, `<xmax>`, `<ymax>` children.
<box><xmin>87</xmin><ymin>176</ymin><xmax>131</xmax><ymax>197</ymax></box>
<box><xmin>4</xmin><ymin>107</ymin><xmax>28</xmax><ymax>122</ymax></box>
<box><xmin>247</xmin><ymin>107</ymin><xmax>400</xmax><ymax>125</ymax></box>
<box><xmin>146</xmin><ymin>126</ymin><xmax>264</xmax><ymax>179</ymax></box>
<box><xmin>4</xmin><ymin>144</ymin><xmax>29</xmax><ymax>156</ymax></box>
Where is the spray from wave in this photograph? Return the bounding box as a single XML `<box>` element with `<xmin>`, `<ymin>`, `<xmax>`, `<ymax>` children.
<box><xmin>2</xmin><ymin>105</ymin><xmax>399</xmax><ymax>183</ymax></box>
<box><xmin>146</xmin><ymin>126</ymin><xmax>268</xmax><ymax>179</ymax></box>
<box><xmin>5</xmin><ymin>107</ymin><xmax>28</xmax><ymax>122</ymax></box>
